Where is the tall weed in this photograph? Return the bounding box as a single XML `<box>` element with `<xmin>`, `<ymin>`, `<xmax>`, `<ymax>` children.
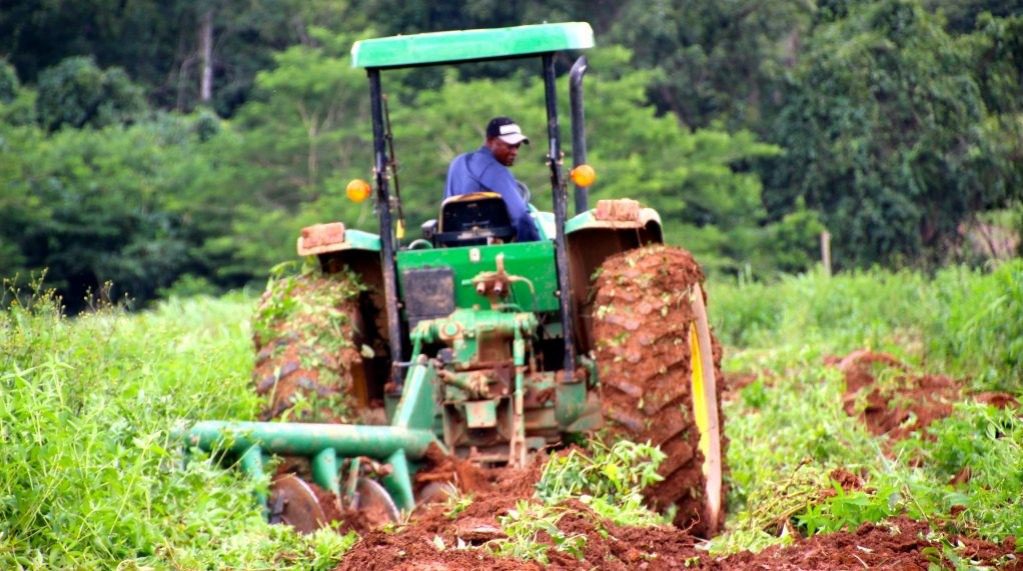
<box><xmin>930</xmin><ymin>260</ymin><xmax>1023</xmax><ymax>391</ymax></box>
<box><xmin>0</xmin><ymin>288</ymin><xmax>353</xmax><ymax>569</ymax></box>
<box><xmin>711</xmin><ymin>262</ymin><xmax>1022</xmax><ymax>385</ymax></box>
<box><xmin>713</xmin><ymin>262</ymin><xmax>1023</xmax><ymax>553</ymax></box>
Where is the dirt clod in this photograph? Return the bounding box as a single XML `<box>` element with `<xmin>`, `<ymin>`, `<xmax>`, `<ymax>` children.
<box><xmin>835</xmin><ymin>350</ymin><xmax>959</xmax><ymax>440</ymax></box>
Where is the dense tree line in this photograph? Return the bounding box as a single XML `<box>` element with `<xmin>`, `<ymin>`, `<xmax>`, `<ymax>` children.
<box><xmin>0</xmin><ymin>0</ymin><xmax>1020</xmax><ymax>310</ymax></box>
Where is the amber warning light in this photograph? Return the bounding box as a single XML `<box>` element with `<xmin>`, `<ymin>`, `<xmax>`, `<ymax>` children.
<box><xmin>570</xmin><ymin>164</ymin><xmax>596</xmax><ymax>188</ymax></box>
<box><xmin>346</xmin><ymin>179</ymin><xmax>372</xmax><ymax>203</ymax></box>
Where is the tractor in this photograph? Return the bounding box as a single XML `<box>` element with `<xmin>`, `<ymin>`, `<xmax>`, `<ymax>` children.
<box><xmin>178</xmin><ymin>22</ymin><xmax>725</xmax><ymax>538</ymax></box>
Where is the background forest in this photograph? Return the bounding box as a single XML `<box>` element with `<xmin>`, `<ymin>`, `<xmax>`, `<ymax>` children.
<box><xmin>1</xmin><ymin>0</ymin><xmax>1021</xmax><ymax>311</ymax></box>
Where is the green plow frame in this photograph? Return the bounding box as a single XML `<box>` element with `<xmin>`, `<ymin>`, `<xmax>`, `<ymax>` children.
<box><xmin>176</xmin><ymin>355</ymin><xmax>441</xmax><ymax>513</ymax></box>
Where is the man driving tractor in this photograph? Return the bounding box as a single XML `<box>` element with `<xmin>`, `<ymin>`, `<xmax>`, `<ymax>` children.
<box><xmin>444</xmin><ymin>116</ymin><xmax>541</xmax><ymax>242</ymax></box>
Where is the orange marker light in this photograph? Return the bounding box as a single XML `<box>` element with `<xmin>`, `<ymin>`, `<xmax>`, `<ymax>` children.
<box><xmin>570</xmin><ymin>164</ymin><xmax>596</xmax><ymax>188</ymax></box>
<box><xmin>346</xmin><ymin>179</ymin><xmax>372</xmax><ymax>203</ymax></box>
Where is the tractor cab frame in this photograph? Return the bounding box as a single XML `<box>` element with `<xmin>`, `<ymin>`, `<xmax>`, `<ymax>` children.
<box><xmin>352</xmin><ymin>22</ymin><xmax>597</xmax><ymax>386</ymax></box>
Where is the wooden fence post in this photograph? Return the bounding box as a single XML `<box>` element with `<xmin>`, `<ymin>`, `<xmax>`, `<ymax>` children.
<box><xmin>820</xmin><ymin>231</ymin><xmax>832</xmax><ymax>276</ymax></box>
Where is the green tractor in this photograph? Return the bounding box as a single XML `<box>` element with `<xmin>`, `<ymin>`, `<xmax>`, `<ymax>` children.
<box><xmin>179</xmin><ymin>22</ymin><xmax>725</xmax><ymax>537</ymax></box>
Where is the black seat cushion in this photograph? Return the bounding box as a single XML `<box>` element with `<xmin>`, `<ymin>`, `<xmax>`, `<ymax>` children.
<box><xmin>435</xmin><ymin>193</ymin><xmax>515</xmax><ymax>247</ymax></box>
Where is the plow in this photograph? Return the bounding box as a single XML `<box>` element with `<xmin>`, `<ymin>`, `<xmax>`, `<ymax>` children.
<box><xmin>177</xmin><ymin>22</ymin><xmax>725</xmax><ymax>538</ymax></box>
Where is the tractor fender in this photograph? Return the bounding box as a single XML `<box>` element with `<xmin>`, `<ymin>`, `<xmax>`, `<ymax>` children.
<box><xmin>297</xmin><ymin>222</ymin><xmax>381</xmax><ymax>257</ymax></box>
<box><xmin>564</xmin><ymin>199</ymin><xmax>664</xmax><ymax>357</ymax></box>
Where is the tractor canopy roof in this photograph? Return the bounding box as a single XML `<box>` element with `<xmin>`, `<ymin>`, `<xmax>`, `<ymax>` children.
<box><xmin>350</xmin><ymin>22</ymin><xmax>593</xmax><ymax>69</ymax></box>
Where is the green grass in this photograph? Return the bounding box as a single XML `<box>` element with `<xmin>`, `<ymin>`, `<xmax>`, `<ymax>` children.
<box><xmin>2</xmin><ymin>260</ymin><xmax>1021</xmax><ymax>567</ymax></box>
<box><xmin>707</xmin><ymin>260</ymin><xmax>1023</xmax><ymax>554</ymax></box>
<box><xmin>0</xmin><ymin>285</ymin><xmax>355</xmax><ymax>570</ymax></box>
<box><xmin>710</xmin><ymin>260</ymin><xmax>1023</xmax><ymax>391</ymax></box>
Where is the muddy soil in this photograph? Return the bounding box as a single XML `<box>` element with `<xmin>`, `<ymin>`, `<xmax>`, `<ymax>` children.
<box><xmin>722</xmin><ymin>517</ymin><xmax>1020</xmax><ymax>570</ymax></box>
<box><xmin>590</xmin><ymin>245</ymin><xmax>726</xmax><ymax>536</ymax></box>
<box><xmin>334</xmin><ymin>454</ymin><xmax>1020</xmax><ymax>570</ymax></box>
<box><xmin>831</xmin><ymin>349</ymin><xmax>1017</xmax><ymax>440</ymax></box>
<box><xmin>251</xmin><ymin>272</ymin><xmax>369</xmax><ymax>422</ymax></box>
<box><xmin>330</xmin><ymin>347</ymin><xmax>1023</xmax><ymax>570</ymax></box>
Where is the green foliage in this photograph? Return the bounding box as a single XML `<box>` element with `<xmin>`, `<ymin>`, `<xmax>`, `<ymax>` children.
<box><xmin>2</xmin><ymin>4</ymin><xmax>1022</xmax><ymax>306</ymax></box>
<box><xmin>791</xmin><ymin>400</ymin><xmax>1023</xmax><ymax>541</ymax></box>
<box><xmin>0</xmin><ymin>59</ymin><xmax>19</xmax><ymax>103</ymax></box>
<box><xmin>0</xmin><ymin>285</ymin><xmax>355</xmax><ymax>568</ymax></box>
<box><xmin>0</xmin><ymin>1</ymin><xmax>354</xmax><ymax>116</ymax></box>
<box><xmin>959</xmin><ymin>14</ymin><xmax>1023</xmax><ymax>216</ymax></box>
<box><xmin>251</xmin><ymin>262</ymin><xmax>366</xmax><ymax>347</ymax></box>
<box><xmin>795</xmin><ymin>471</ymin><xmax>936</xmax><ymax>536</ymax></box>
<box><xmin>35</xmin><ymin>56</ymin><xmax>147</xmax><ymax>131</ymax></box>
<box><xmin>901</xmin><ymin>401</ymin><xmax>1023</xmax><ymax>540</ymax></box>
<box><xmin>767</xmin><ymin>0</ymin><xmax>1012</xmax><ymax>268</ymax></box>
<box><xmin>0</xmin><ymin>115</ymin><xmax>213</xmax><ymax>311</ymax></box>
<box><xmin>710</xmin><ymin>267</ymin><xmax>939</xmax><ymax>356</ymax></box>
<box><xmin>487</xmin><ymin>439</ymin><xmax>670</xmax><ymax>563</ymax></box>
<box><xmin>603</xmin><ymin>0</ymin><xmax>814</xmax><ymax>130</ymax></box>
<box><xmin>488</xmin><ymin>500</ymin><xmax>587</xmax><ymax>565</ymax></box>
<box><xmin>711</xmin><ymin>265</ymin><xmax>1023</xmax><ymax>554</ymax></box>
<box><xmin>712</xmin><ymin>261</ymin><xmax>1023</xmax><ymax>391</ymax></box>
<box><xmin>930</xmin><ymin>260</ymin><xmax>1023</xmax><ymax>391</ymax></box>
<box><xmin>392</xmin><ymin>46</ymin><xmax>786</xmax><ymax>276</ymax></box>
<box><xmin>536</xmin><ymin>439</ymin><xmax>668</xmax><ymax>527</ymax></box>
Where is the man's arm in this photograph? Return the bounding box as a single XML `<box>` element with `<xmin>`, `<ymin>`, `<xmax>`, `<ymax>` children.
<box><xmin>478</xmin><ymin>164</ymin><xmax>541</xmax><ymax>242</ymax></box>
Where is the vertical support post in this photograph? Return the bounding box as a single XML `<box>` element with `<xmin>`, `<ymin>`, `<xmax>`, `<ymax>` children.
<box><xmin>542</xmin><ymin>53</ymin><xmax>577</xmax><ymax>381</ymax></box>
<box><xmin>382</xmin><ymin>449</ymin><xmax>415</xmax><ymax>511</ymax></box>
<box><xmin>391</xmin><ymin>352</ymin><xmax>436</xmax><ymax>432</ymax></box>
<box><xmin>569</xmin><ymin>56</ymin><xmax>589</xmax><ymax>215</ymax></box>
<box><xmin>820</xmin><ymin>231</ymin><xmax>832</xmax><ymax>277</ymax></box>
<box><xmin>311</xmin><ymin>448</ymin><xmax>340</xmax><ymax>494</ymax></box>
<box><xmin>508</xmin><ymin>327</ymin><xmax>527</xmax><ymax>467</ymax></box>
<box><xmin>239</xmin><ymin>445</ymin><xmax>267</xmax><ymax>514</ymax></box>
<box><xmin>368</xmin><ymin>68</ymin><xmax>406</xmax><ymax>382</ymax></box>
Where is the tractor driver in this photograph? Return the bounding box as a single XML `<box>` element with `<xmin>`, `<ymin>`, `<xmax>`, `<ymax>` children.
<box><xmin>444</xmin><ymin>117</ymin><xmax>541</xmax><ymax>242</ymax></box>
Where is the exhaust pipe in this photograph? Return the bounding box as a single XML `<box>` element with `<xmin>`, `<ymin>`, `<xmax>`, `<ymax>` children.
<box><xmin>570</xmin><ymin>56</ymin><xmax>589</xmax><ymax>215</ymax></box>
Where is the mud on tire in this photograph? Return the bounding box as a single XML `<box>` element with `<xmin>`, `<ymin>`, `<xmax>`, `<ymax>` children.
<box><xmin>251</xmin><ymin>269</ymin><xmax>374</xmax><ymax>423</ymax></box>
<box><xmin>590</xmin><ymin>245</ymin><xmax>726</xmax><ymax>537</ymax></box>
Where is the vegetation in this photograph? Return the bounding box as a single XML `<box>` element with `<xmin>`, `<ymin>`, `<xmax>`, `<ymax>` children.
<box><xmin>1</xmin><ymin>0</ymin><xmax>1022</xmax><ymax>565</ymax></box>
<box><xmin>1</xmin><ymin>259</ymin><xmax>1021</xmax><ymax>566</ymax></box>
<box><xmin>708</xmin><ymin>258</ymin><xmax>1023</xmax><ymax>554</ymax></box>
<box><xmin>1</xmin><ymin>1</ymin><xmax>1021</xmax><ymax>310</ymax></box>
<box><xmin>536</xmin><ymin>440</ymin><xmax>668</xmax><ymax>527</ymax></box>
<box><xmin>0</xmin><ymin>284</ymin><xmax>355</xmax><ymax>569</ymax></box>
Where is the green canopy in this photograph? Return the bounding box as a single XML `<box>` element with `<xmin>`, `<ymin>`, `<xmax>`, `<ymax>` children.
<box><xmin>351</xmin><ymin>22</ymin><xmax>594</xmax><ymax>69</ymax></box>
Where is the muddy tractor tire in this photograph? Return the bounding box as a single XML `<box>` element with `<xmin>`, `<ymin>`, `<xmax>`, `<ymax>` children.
<box><xmin>590</xmin><ymin>245</ymin><xmax>725</xmax><ymax>537</ymax></box>
<box><xmin>251</xmin><ymin>270</ymin><xmax>380</xmax><ymax>423</ymax></box>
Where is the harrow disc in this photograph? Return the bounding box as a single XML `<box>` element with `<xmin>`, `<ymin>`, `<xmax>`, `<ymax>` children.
<box><xmin>353</xmin><ymin>477</ymin><xmax>400</xmax><ymax>527</ymax></box>
<box><xmin>268</xmin><ymin>474</ymin><xmax>329</xmax><ymax>534</ymax></box>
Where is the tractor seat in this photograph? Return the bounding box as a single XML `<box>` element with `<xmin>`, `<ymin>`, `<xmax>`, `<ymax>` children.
<box><xmin>432</xmin><ymin>192</ymin><xmax>515</xmax><ymax>247</ymax></box>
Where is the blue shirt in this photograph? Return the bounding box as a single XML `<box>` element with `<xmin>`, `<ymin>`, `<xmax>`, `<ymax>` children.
<box><xmin>444</xmin><ymin>146</ymin><xmax>541</xmax><ymax>242</ymax></box>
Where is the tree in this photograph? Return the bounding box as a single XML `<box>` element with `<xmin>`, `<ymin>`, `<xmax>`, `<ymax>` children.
<box><xmin>181</xmin><ymin>30</ymin><xmax>375</xmax><ymax>281</ymax></box>
<box><xmin>765</xmin><ymin>0</ymin><xmax>1005</xmax><ymax>268</ymax></box>
<box><xmin>35</xmin><ymin>56</ymin><xmax>147</xmax><ymax>131</ymax></box>
<box><xmin>0</xmin><ymin>112</ymin><xmax>224</xmax><ymax>310</ymax></box>
<box><xmin>603</xmin><ymin>0</ymin><xmax>814</xmax><ymax>130</ymax></box>
<box><xmin>378</xmin><ymin>47</ymin><xmax>789</xmax><ymax>275</ymax></box>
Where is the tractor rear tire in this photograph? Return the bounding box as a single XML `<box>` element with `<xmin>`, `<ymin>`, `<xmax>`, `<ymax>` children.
<box><xmin>590</xmin><ymin>245</ymin><xmax>725</xmax><ymax>537</ymax></box>
<box><xmin>251</xmin><ymin>269</ymin><xmax>376</xmax><ymax>423</ymax></box>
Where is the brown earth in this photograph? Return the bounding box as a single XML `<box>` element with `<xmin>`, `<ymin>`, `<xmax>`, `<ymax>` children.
<box><xmin>334</xmin><ymin>452</ymin><xmax>1021</xmax><ymax>570</ymax></box>
<box><xmin>831</xmin><ymin>349</ymin><xmax>1018</xmax><ymax>440</ymax></box>
<box><xmin>329</xmin><ymin>345</ymin><xmax>1023</xmax><ymax>569</ymax></box>
<box><xmin>722</xmin><ymin>517</ymin><xmax>1021</xmax><ymax>570</ymax></box>
<box><xmin>251</xmin><ymin>272</ymin><xmax>373</xmax><ymax>422</ymax></box>
<box><xmin>590</xmin><ymin>245</ymin><xmax>726</xmax><ymax>537</ymax></box>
